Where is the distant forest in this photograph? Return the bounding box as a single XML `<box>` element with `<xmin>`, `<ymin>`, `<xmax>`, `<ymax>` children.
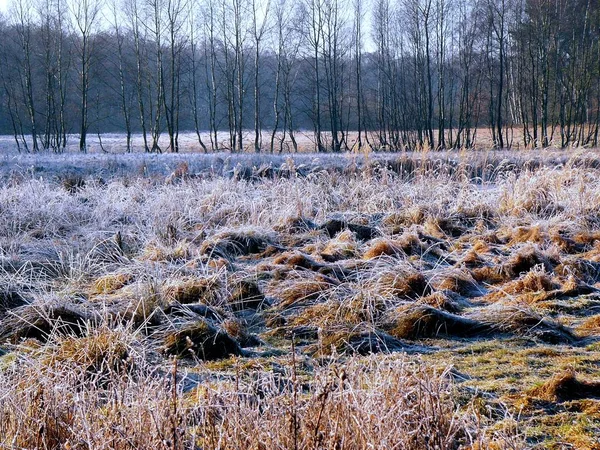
<box><xmin>0</xmin><ymin>0</ymin><xmax>598</xmax><ymax>152</ymax></box>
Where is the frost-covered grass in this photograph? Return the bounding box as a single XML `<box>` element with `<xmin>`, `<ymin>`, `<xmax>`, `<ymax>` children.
<box><xmin>1</xmin><ymin>145</ymin><xmax>600</xmax><ymax>181</ymax></box>
<box><xmin>1</xmin><ymin>154</ymin><xmax>600</xmax><ymax>447</ymax></box>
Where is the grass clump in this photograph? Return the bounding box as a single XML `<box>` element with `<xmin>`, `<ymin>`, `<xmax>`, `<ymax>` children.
<box><xmin>578</xmin><ymin>314</ymin><xmax>600</xmax><ymax>335</ymax></box>
<box><xmin>529</xmin><ymin>371</ymin><xmax>600</xmax><ymax>402</ymax></box>
<box><xmin>40</xmin><ymin>325</ymin><xmax>133</xmax><ymax>378</ymax></box>
<box><xmin>393</xmin><ymin>231</ymin><xmax>426</xmax><ymax>256</ymax></box>
<box><xmin>484</xmin><ymin>266</ymin><xmax>559</xmax><ymax>303</ymax></box>
<box><xmin>0</xmin><ymin>301</ymin><xmax>99</xmax><ymax>343</ymax></box>
<box><xmin>474</xmin><ymin>305</ymin><xmax>578</xmax><ymax>344</ymax></box>
<box><xmin>162</xmin><ymin>319</ymin><xmax>242</xmax><ymax>360</ymax></box>
<box><xmin>228</xmin><ymin>278</ymin><xmax>265</xmax><ymax>310</ymax></box>
<box><xmin>91</xmin><ymin>272</ymin><xmax>133</xmax><ymax>295</ymax></box>
<box><xmin>381</xmin><ymin>207</ymin><xmax>426</xmax><ymax>230</ymax></box>
<box><xmin>419</xmin><ymin>291</ymin><xmax>465</xmax><ymax>312</ymax></box>
<box><xmin>432</xmin><ymin>269</ymin><xmax>485</xmax><ymax>297</ymax></box>
<box><xmin>313</xmin><ymin>327</ymin><xmax>410</xmax><ymax>356</ymax></box>
<box><xmin>274</xmin><ymin>274</ymin><xmax>337</xmax><ymax>309</ymax></box>
<box><xmin>372</xmin><ymin>270</ymin><xmax>431</xmax><ymax>299</ymax></box>
<box><xmin>503</xmin><ymin>225</ymin><xmax>546</xmax><ymax>246</ymax></box>
<box><xmin>290</xmin><ymin>290</ymin><xmax>388</xmax><ymax>329</ymax></box>
<box><xmin>221</xmin><ymin>318</ymin><xmax>261</xmax><ymax>347</ymax></box>
<box><xmin>200</xmin><ymin>229</ymin><xmax>278</xmax><ymax>259</ymax></box>
<box><xmin>555</xmin><ymin>257</ymin><xmax>600</xmax><ymax>283</ymax></box>
<box><xmin>384</xmin><ymin>304</ymin><xmax>489</xmax><ymax>339</ymax></box>
<box><xmin>272</xmin><ymin>251</ymin><xmax>324</xmax><ymax>271</ymax></box>
<box><xmin>274</xmin><ymin>216</ymin><xmax>316</xmax><ymax>233</ymax></box>
<box><xmin>502</xmin><ymin>245</ymin><xmax>556</xmax><ymax>279</ymax></box>
<box><xmin>319</xmin><ymin>218</ymin><xmax>378</xmax><ymax>241</ymax></box>
<box><xmin>164</xmin><ymin>276</ymin><xmax>222</xmax><ymax>305</ymax></box>
<box><xmin>320</xmin><ymin>230</ymin><xmax>358</xmax><ymax>261</ymax></box>
<box><xmin>363</xmin><ymin>238</ymin><xmax>405</xmax><ymax>259</ymax></box>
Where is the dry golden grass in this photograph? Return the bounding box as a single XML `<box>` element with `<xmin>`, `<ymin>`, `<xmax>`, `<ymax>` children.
<box><xmin>91</xmin><ymin>272</ymin><xmax>133</xmax><ymax>295</ymax></box>
<box><xmin>38</xmin><ymin>325</ymin><xmax>133</xmax><ymax>377</ymax></box>
<box><xmin>163</xmin><ymin>276</ymin><xmax>222</xmax><ymax>305</ymax></box>
<box><xmin>432</xmin><ymin>269</ymin><xmax>485</xmax><ymax>297</ymax></box>
<box><xmin>419</xmin><ymin>290</ymin><xmax>464</xmax><ymax>312</ymax></box>
<box><xmin>362</xmin><ymin>238</ymin><xmax>405</xmax><ymax>259</ymax></box>
<box><xmin>320</xmin><ymin>229</ymin><xmax>359</xmax><ymax>261</ymax></box>
<box><xmin>273</xmin><ymin>274</ymin><xmax>338</xmax><ymax>310</ymax></box>
<box><xmin>384</xmin><ymin>304</ymin><xmax>488</xmax><ymax>339</ymax></box>
<box><xmin>483</xmin><ymin>267</ymin><xmax>559</xmax><ymax>303</ymax></box>
<box><xmin>272</xmin><ymin>250</ymin><xmax>324</xmax><ymax>271</ymax></box>
<box><xmin>1</xmin><ymin>346</ymin><xmax>516</xmax><ymax>449</ymax></box>
<box><xmin>529</xmin><ymin>371</ymin><xmax>600</xmax><ymax>402</ymax></box>
<box><xmin>371</xmin><ymin>269</ymin><xmax>431</xmax><ymax>299</ymax></box>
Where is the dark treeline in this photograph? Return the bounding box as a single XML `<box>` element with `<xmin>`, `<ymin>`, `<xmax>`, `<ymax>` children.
<box><xmin>0</xmin><ymin>0</ymin><xmax>598</xmax><ymax>152</ymax></box>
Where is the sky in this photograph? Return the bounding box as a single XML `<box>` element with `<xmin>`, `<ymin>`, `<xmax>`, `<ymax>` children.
<box><xmin>0</xmin><ymin>0</ymin><xmax>7</xmax><ymax>14</ymax></box>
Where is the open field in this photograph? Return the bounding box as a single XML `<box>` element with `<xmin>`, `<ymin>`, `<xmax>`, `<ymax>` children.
<box><xmin>2</xmin><ymin>151</ymin><xmax>600</xmax><ymax>448</ymax></box>
<box><xmin>0</xmin><ymin>127</ymin><xmax>588</xmax><ymax>155</ymax></box>
<box><xmin>3</xmin><ymin>142</ymin><xmax>600</xmax><ymax>182</ymax></box>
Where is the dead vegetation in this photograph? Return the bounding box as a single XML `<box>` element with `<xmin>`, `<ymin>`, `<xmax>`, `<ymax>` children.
<box><xmin>314</xmin><ymin>327</ymin><xmax>410</xmax><ymax>355</ymax></box>
<box><xmin>384</xmin><ymin>304</ymin><xmax>489</xmax><ymax>339</ymax></box>
<box><xmin>474</xmin><ymin>305</ymin><xmax>578</xmax><ymax>344</ymax></box>
<box><xmin>161</xmin><ymin>319</ymin><xmax>242</xmax><ymax>360</ymax></box>
<box><xmin>39</xmin><ymin>325</ymin><xmax>133</xmax><ymax>378</ymax></box>
<box><xmin>163</xmin><ymin>276</ymin><xmax>222</xmax><ymax>305</ymax></box>
<box><xmin>502</xmin><ymin>245</ymin><xmax>557</xmax><ymax>279</ymax></box>
<box><xmin>0</xmin><ymin>347</ymin><xmax>514</xmax><ymax>450</ymax></box>
<box><xmin>432</xmin><ymin>269</ymin><xmax>485</xmax><ymax>297</ymax></box>
<box><xmin>529</xmin><ymin>371</ymin><xmax>600</xmax><ymax>402</ymax></box>
<box><xmin>228</xmin><ymin>278</ymin><xmax>264</xmax><ymax>310</ymax></box>
<box><xmin>370</xmin><ymin>269</ymin><xmax>431</xmax><ymax>299</ymax></box>
<box><xmin>91</xmin><ymin>272</ymin><xmax>134</xmax><ymax>295</ymax></box>
<box><xmin>272</xmin><ymin>251</ymin><xmax>324</xmax><ymax>271</ymax></box>
<box><xmin>0</xmin><ymin>301</ymin><xmax>100</xmax><ymax>343</ymax></box>
<box><xmin>200</xmin><ymin>229</ymin><xmax>280</xmax><ymax>259</ymax></box>
<box><xmin>272</xmin><ymin>274</ymin><xmax>338</xmax><ymax>309</ymax></box>
<box><xmin>2</xmin><ymin>158</ymin><xmax>600</xmax><ymax>446</ymax></box>
<box><xmin>363</xmin><ymin>238</ymin><xmax>405</xmax><ymax>259</ymax></box>
<box><xmin>319</xmin><ymin>229</ymin><xmax>359</xmax><ymax>261</ymax></box>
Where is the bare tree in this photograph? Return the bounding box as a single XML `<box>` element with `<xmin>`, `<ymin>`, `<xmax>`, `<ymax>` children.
<box><xmin>320</xmin><ymin>0</ymin><xmax>350</xmax><ymax>152</ymax></box>
<box><xmin>352</xmin><ymin>0</ymin><xmax>366</xmax><ymax>149</ymax></box>
<box><xmin>11</xmin><ymin>0</ymin><xmax>40</xmax><ymax>151</ymax></box>
<box><xmin>188</xmin><ymin>0</ymin><xmax>208</xmax><ymax>152</ymax></box>
<box><xmin>269</xmin><ymin>0</ymin><xmax>300</xmax><ymax>153</ymax></box>
<box><xmin>435</xmin><ymin>0</ymin><xmax>449</xmax><ymax>149</ymax></box>
<box><xmin>126</xmin><ymin>0</ymin><xmax>151</xmax><ymax>152</ymax></box>
<box><xmin>302</xmin><ymin>0</ymin><xmax>325</xmax><ymax>151</ymax></box>
<box><xmin>0</xmin><ymin>16</ymin><xmax>29</xmax><ymax>152</ymax></box>
<box><xmin>0</xmin><ymin>0</ymin><xmax>596</xmax><ymax>154</ymax></box>
<box><xmin>251</xmin><ymin>0</ymin><xmax>270</xmax><ymax>152</ymax></box>
<box><xmin>232</xmin><ymin>0</ymin><xmax>250</xmax><ymax>152</ymax></box>
<box><xmin>203</xmin><ymin>0</ymin><xmax>219</xmax><ymax>150</ymax></box>
<box><xmin>164</xmin><ymin>0</ymin><xmax>187</xmax><ymax>152</ymax></box>
<box><xmin>485</xmin><ymin>0</ymin><xmax>508</xmax><ymax>148</ymax></box>
<box><xmin>110</xmin><ymin>0</ymin><xmax>133</xmax><ymax>151</ymax></box>
<box><xmin>148</xmin><ymin>0</ymin><xmax>165</xmax><ymax>152</ymax></box>
<box><xmin>454</xmin><ymin>0</ymin><xmax>482</xmax><ymax>149</ymax></box>
<box><xmin>70</xmin><ymin>0</ymin><xmax>102</xmax><ymax>152</ymax></box>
